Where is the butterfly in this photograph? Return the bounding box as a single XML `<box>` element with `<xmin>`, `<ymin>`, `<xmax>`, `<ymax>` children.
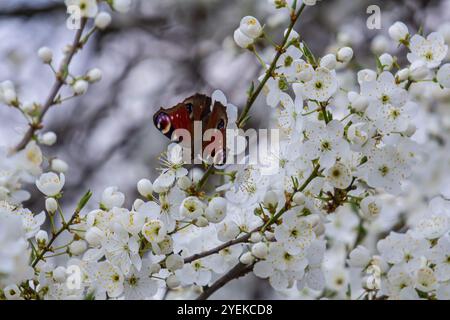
<box><xmin>153</xmin><ymin>93</ymin><xmax>228</xmax><ymax>164</ymax></box>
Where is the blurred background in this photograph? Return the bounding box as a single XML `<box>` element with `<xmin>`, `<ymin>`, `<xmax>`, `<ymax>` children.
<box><xmin>0</xmin><ymin>0</ymin><xmax>449</xmax><ymax>299</ymax></box>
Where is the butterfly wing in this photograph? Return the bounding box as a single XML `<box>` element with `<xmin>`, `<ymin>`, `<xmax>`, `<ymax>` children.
<box><xmin>154</xmin><ymin>93</ymin><xmax>215</xmax><ymax>161</ymax></box>
<box><xmin>153</xmin><ymin>93</ymin><xmax>212</xmax><ymax>140</ymax></box>
<box><xmin>202</xmin><ymin>101</ymin><xmax>228</xmax><ymax>164</ymax></box>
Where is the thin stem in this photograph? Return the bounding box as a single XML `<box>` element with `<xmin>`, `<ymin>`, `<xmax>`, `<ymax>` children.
<box><xmin>252</xmin><ymin>48</ymin><xmax>268</xmax><ymax>70</ymax></box>
<box><xmin>263</xmin><ymin>32</ymin><xmax>279</xmax><ymax>48</ymax></box>
<box><xmin>57</xmin><ymin>201</ymin><xmax>66</xmax><ymax>225</ymax></box>
<box><xmin>44</xmin><ymin>251</ymin><xmax>68</xmax><ymax>259</ymax></box>
<box><xmin>237</xmin><ymin>3</ymin><xmax>307</xmax><ymax>128</ymax></box>
<box><xmin>13</xmin><ymin>18</ymin><xmax>88</xmax><ymax>152</ymax></box>
<box><xmin>31</xmin><ymin>190</ymin><xmax>92</xmax><ymax>268</ymax></box>
<box><xmin>183</xmin><ymin>164</ymin><xmax>320</xmax><ymax>264</ymax></box>
<box><xmin>320</xmin><ymin>102</ymin><xmax>330</xmax><ymax>124</ymax></box>
<box><xmin>48</xmin><ymin>213</ymin><xmax>57</xmax><ymax>234</ymax></box>
<box><xmin>183</xmin><ymin>227</ymin><xmax>258</xmax><ymax>264</ymax></box>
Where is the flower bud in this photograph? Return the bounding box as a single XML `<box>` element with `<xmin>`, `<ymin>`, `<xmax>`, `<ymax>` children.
<box><xmin>52</xmin><ymin>266</ymin><xmax>66</xmax><ymax>282</ymax></box>
<box><xmin>20</xmin><ymin>102</ymin><xmax>36</xmax><ymax>114</ymax></box>
<box><xmin>69</xmin><ymin>240</ymin><xmax>87</xmax><ymax>256</ymax></box>
<box><xmin>112</xmin><ymin>0</ymin><xmax>131</xmax><ymax>13</ymax></box>
<box><xmin>85</xmin><ymin>226</ymin><xmax>104</xmax><ymax>247</ymax></box>
<box><xmin>149</xmin><ymin>263</ymin><xmax>161</xmax><ymax>274</ymax></box>
<box><xmin>234</xmin><ymin>28</ymin><xmax>254</xmax><ymax>49</ymax></box>
<box><xmin>86</xmin><ymin>68</ymin><xmax>102</xmax><ymax>83</ymax></box>
<box><xmin>251</xmin><ymin>242</ymin><xmax>268</xmax><ymax>259</ymax></box>
<box><xmin>72</xmin><ymin>80</ymin><xmax>89</xmax><ymax>95</ymax></box>
<box><xmin>189</xmin><ymin>167</ymin><xmax>204</xmax><ymax>184</ymax></box>
<box><xmin>249</xmin><ymin>232</ymin><xmax>262</xmax><ymax>243</ymax></box>
<box><xmin>51</xmin><ymin>158</ymin><xmax>69</xmax><ymax>173</ymax></box>
<box><xmin>320</xmin><ymin>53</ymin><xmax>337</xmax><ymax>70</ymax></box>
<box><xmin>292</xmin><ymin>191</ymin><xmax>306</xmax><ymax>206</ymax></box>
<box><xmin>396</xmin><ymin>68</ymin><xmax>410</xmax><ymax>82</ymax></box>
<box><xmin>348</xmin><ymin>92</ymin><xmax>369</xmax><ymax>112</ymax></box>
<box><xmin>379</xmin><ymin>53</ymin><xmax>394</xmax><ymax>70</ymax></box>
<box><xmin>336</xmin><ymin>47</ymin><xmax>353</xmax><ymax>63</ymax></box>
<box><xmin>3</xmin><ymin>89</ymin><xmax>17</xmax><ymax>105</ymax></box>
<box><xmin>239</xmin><ymin>16</ymin><xmax>262</xmax><ymax>39</ymax></box>
<box><xmin>101</xmin><ymin>186</ymin><xmax>125</xmax><ymax>210</ymax></box>
<box><xmin>166</xmin><ymin>274</ymin><xmax>180</xmax><ymax>289</ymax></box>
<box><xmin>38</xmin><ymin>46</ymin><xmax>53</xmax><ymax>64</ymax></box>
<box><xmin>240</xmin><ymin>252</ymin><xmax>255</xmax><ymax>265</ymax></box>
<box><xmin>348</xmin><ymin>245</ymin><xmax>371</xmax><ymax>268</ymax></box>
<box><xmin>133</xmin><ymin>199</ymin><xmax>144</xmax><ymax>211</ymax></box>
<box><xmin>45</xmin><ymin>197</ymin><xmax>58</xmax><ymax>214</ymax></box>
<box><xmin>263</xmin><ymin>190</ymin><xmax>278</xmax><ymax>208</ymax></box>
<box><xmin>36</xmin><ymin>230</ymin><xmax>48</xmax><ymax>247</ymax></box>
<box><xmin>39</xmin><ymin>131</ymin><xmax>57</xmax><ymax>146</ymax></box>
<box><xmin>166</xmin><ymin>254</ymin><xmax>184</xmax><ymax>272</ymax></box>
<box><xmin>205</xmin><ymin>197</ymin><xmax>227</xmax><ymax>223</ymax></box>
<box><xmin>388</xmin><ymin>22</ymin><xmax>409</xmax><ymax>42</ymax></box>
<box><xmin>95</xmin><ymin>12</ymin><xmax>112</xmax><ymax>29</ymax></box>
<box><xmin>264</xmin><ymin>231</ymin><xmax>275</xmax><ymax>241</ymax></box>
<box><xmin>137</xmin><ymin>179</ymin><xmax>153</xmax><ymax>198</ymax></box>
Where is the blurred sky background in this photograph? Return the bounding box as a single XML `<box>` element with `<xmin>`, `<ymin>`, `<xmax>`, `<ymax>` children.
<box><xmin>0</xmin><ymin>0</ymin><xmax>449</xmax><ymax>299</ymax></box>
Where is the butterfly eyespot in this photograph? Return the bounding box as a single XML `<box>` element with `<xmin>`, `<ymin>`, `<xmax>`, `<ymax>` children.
<box><xmin>217</xmin><ymin>119</ymin><xmax>225</xmax><ymax>130</ymax></box>
<box><xmin>154</xmin><ymin>112</ymin><xmax>172</xmax><ymax>134</ymax></box>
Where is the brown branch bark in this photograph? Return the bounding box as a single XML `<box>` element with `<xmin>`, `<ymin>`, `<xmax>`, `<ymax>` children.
<box><xmin>196</xmin><ymin>263</ymin><xmax>254</xmax><ymax>300</ymax></box>
<box><xmin>183</xmin><ymin>227</ymin><xmax>259</xmax><ymax>264</ymax></box>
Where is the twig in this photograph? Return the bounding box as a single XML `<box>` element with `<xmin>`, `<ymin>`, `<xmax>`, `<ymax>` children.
<box><xmin>13</xmin><ymin>18</ymin><xmax>88</xmax><ymax>152</ymax></box>
<box><xmin>31</xmin><ymin>190</ymin><xmax>92</xmax><ymax>268</ymax></box>
<box><xmin>237</xmin><ymin>3</ymin><xmax>307</xmax><ymax>128</ymax></box>
<box><xmin>183</xmin><ymin>164</ymin><xmax>321</xmax><ymax>264</ymax></box>
<box><xmin>194</xmin><ymin>4</ymin><xmax>307</xmax><ymax>190</ymax></box>
<box><xmin>196</xmin><ymin>263</ymin><xmax>254</xmax><ymax>300</ymax></box>
<box><xmin>184</xmin><ymin>227</ymin><xmax>258</xmax><ymax>264</ymax></box>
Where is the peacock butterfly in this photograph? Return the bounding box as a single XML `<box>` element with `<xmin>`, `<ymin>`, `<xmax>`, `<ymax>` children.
<box><xmin>153</xmin><ymin>93</ymin><xmax>228</xmax><ymax>164</ymax></box>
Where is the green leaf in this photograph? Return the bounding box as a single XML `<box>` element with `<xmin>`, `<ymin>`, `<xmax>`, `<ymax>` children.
<box><xmin>302</xmin><ymin>41</ymin><xmax>317</xmax><ymax>67</ymax></box>
<box><xmin>375</xmin><ymin>55</ymin><xmax>383</xmax><ymax>72</ymax></box>
<box><xmin>77</xmin><ymin>190</ymin><xmax>92</xmax><ymax>212</ymax></box>
<box><xmin>84</xmin><ymin>290</ymin><xmax>96</xmax><ymax>300</ymax></box>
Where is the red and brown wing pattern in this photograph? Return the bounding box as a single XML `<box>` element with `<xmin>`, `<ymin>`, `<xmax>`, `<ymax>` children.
<box><xmin>153</xmin><ymin>93</ymin><xmax>227</xmax><ymax>163</ymax></box>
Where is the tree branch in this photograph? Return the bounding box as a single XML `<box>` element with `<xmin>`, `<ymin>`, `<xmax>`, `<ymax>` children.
<box><xmin>13</xmin><ymin>18</ymin><xmax>88</xmax><ymax>153</ymax></box>
<box><xmin>237</xmin><ymin>3</ymin><xmax>307</xmax><ymax>128</ymax></box>
<box><xmin>183</xmin><ymin>164</ymin><xmax>321</xmax><ymax>265</ymax></box>
<box><xmin>196</xmin><ymin>263</ymin><xmax>254</xmax><ymax>300</ymax></box>
<box><xmin>183</xmin><ymin>227</ymin><xmax>258</xmax><ymax>264</ymax></box>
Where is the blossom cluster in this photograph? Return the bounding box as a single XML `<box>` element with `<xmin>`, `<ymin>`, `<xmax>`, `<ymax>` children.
<box><xmin>1</xmin><ymin>0</ymin><xmax>450</xmax><ymax>300</ymax></box>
